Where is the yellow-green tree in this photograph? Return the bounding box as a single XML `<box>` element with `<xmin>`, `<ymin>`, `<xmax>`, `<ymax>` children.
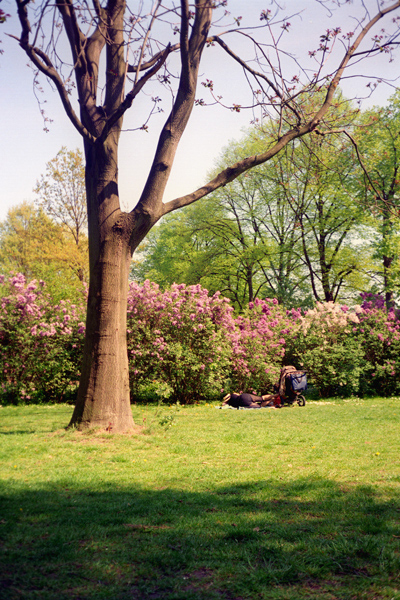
<box><xmin>0</xmin><ymin>202</ymin><xmax>87</xmax><ymax>301</ymax></box>
<box><xmin>35</xmin><ymin>147</ymin><xmax>87</xmax><ymax>246</ymax></box>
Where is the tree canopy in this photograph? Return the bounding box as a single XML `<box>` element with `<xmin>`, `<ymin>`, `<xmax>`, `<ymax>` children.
<box><xmin>136</xmin><ymin>99</ymin><xmax>378</xmax><ymax>308</ymax></box>
<box><xmin>351</xmin><ymin>92</ymin><xmax>400</xmax><ymax>307</ymax></box>
<box><xmin>35</xmin><ymin>147</ymin><xmax>87</xmax><ymax>248</ymax></box>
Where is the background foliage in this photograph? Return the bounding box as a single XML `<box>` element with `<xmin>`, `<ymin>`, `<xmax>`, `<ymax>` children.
<box><xmin>2</xmin><ymin>274</ymin><xmax>400</xmax><ymax>405</ymax></box>
<box><xmin>134</xmin><ymin>91</ymin><xmax>400</xmax><ymax>310</ymax></box>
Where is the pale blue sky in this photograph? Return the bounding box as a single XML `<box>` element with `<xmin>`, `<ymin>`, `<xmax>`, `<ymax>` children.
<box><xmin>0</xmin><ymin>0</ymin><xmax>399</xmax><ymax>222</ymax></box>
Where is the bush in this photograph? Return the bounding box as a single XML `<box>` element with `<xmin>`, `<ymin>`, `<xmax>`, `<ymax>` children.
<box><xmin>126</xmin><ymin>284</ymin><xmax>299</xmax><ymax>403</ymax></box>
<box><xmin>285</xmin><ymin>302</ymin><xmax>366</xmax><ymax>397</ymax></box>
<box><xmin>355</xmin><ymin>294</ymin><xmax>400</xmax><ymax>396</ymax></box>
<box><xmin>127</xmin><ymin>281</ymin><xmax>235</xmax><ymax>403</ymax></box>
<box><xmin>228</xmin><ymin>298</ymin><xmax>288</xmax><ymax>394</ymax></box>
<box><xmin>3</xmin><ymin>273</ymin><xmax>400</xmax><ymax>405</ymax></box>
<box><xmin>0</xmin><ymin>273</ymin><xmax>86</xmax><ymax>404</ymax></box>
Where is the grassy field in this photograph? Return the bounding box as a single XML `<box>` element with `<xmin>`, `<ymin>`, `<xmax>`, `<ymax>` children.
<box><xmin>0</xmin><ymin>398</ymin><xmax>399</xmax><ymax>600</ymax></box>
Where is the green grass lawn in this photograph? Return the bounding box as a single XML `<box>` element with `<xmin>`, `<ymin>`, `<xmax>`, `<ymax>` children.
<box><xmin>0</xmin><ymin>398</ymin><xmax>399</xmax><ymax>600</ymax></box>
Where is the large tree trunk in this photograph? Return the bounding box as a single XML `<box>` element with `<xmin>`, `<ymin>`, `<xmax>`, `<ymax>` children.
<box><xmin>69</xmin><ymin>139</ymin><xmax>136</xmax><ymax>433</ymax></box>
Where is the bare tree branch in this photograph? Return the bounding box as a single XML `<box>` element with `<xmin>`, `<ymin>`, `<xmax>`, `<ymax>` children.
<box><xmin>162</xmin><ymin>123</ymin><xmax>313</xmax><ymax>214</ymax></box>
<box><xmin>135</xmin><ymin>0</ymin><xmax>213</xmax><ymax>219</ymax></box>
<box><xmin>99</xmin><ymin>44</ymin><xmax>171</xmax><ymax>142</ymax></box>
<box><xmin>209</xmin><ymin>34</ymin><xmax>301</xmax><ymax>121</ymax></box>
<box><xmin>128</xmin><ymin>44</ymin><xmax>180</xmax><ymax>73</ymax></box>
<box><xmin>10</xmin><ymin>1</ymin><xmax>97</xmax><ymax>142</ymax></box>
<box><xmin>163</xmin><ymin>0</ymin><xmax>400</xmax><ymax>216</ymax></box>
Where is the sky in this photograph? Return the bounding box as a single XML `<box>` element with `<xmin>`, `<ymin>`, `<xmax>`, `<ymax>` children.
<box><xmin>0</xmin><ymin>0</ymin><xmax>399</xmax><ymax>222</ymax></box>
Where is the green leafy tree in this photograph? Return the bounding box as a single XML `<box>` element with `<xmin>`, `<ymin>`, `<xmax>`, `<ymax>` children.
<box><xmin>136</xmin><ymin>156</ymin><xmax>310</xmax><ymax>309</ymax></box>
<box><xmin>351</xmin><ymin>92</ymin><xmax>400</xmax><ymax>308</ymax></box>
<box><xmin>138</xmin><ymin>106</ymin><xmax>371</xmax><ymax>308</ymax></box>
<box><xmin>284</xmin><ymin>134</ymin><xmax>372</xmax><ymax>303</ymax></box>
<box><xmin>133</xmin><ymin>211</ymin><xmax>203</xmax><ymax>291</ymax></box>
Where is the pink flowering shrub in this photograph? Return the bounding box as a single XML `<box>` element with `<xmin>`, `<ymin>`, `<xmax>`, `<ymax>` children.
<box><xmin>127</xmin><ymin>281</ymin><xmax>235</xmax><ymax>403</ymax></box>
<box><xmin>228</xmin><ymin>298</ymin><xmax>289</xmax><ymax>394</ymax></box>
<box><xmin>2</xmin><ymin>272</ymin><xmax>400</xmax><ymax>404</ymax></box>
<box><xmin>284</xmin><ymin>297</ymin><xmax>400</xmax><ymax>397</ymax></box>
<box><xmin>0</xmin><ymin>273</ymin><xmax>86</xmax><ymax>404</ymax></box>
<box><xmin>126</xmin><ymin>284</ymin><xmax>295</xmax><ymax>403</ymax></box>
<box><xmin>354</xmin><ymin>294</ymin><xmax>400</xmax><ymax>396</ymax></box>
<box><xmin>359</xmin><ymin>292</ymin><xmax>386</xmax><ymax>310</ymax></box>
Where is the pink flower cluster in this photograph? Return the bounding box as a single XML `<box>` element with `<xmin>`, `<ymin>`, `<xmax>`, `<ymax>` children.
<box><xmin>360</xmin><ymin>292</ymin><xmax>386</xmax><ymax>311</ymax></box>
<box><xmin>126</xmin><ymin>283</ymin><xmax>294</xmax><ymax>400</ymax></box>
<box><xmin>0</xmin><ymin>273</ymin><xmax>86</xmax><ymax>403</ymax></box>
<box><xmin>227</xmin><ymin>297</ymin><xmax>293</xmax><ymax>392</ymax></box>
<box><xmin>127</xmin><ymin>281</ymin><xmax>236</xmax><ymax>402</ymax></box>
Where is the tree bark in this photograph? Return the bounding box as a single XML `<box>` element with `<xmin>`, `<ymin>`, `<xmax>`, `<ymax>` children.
<box><xmin>384</xmin><ymin>256</ymin><xmax>394</xmax><ymax>310</ymax></box>
<box><xmin>69</xmin><ymin>139</ymin><xmax>136</xmax><ymax>432</ymax></box>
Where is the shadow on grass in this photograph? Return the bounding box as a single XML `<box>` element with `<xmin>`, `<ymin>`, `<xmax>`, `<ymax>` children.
<box><xmin>0</xmin><ymin>431</ymin><xmax>37</xmax><ymax>436</ymax></box>
<box><xmin>0</xmin><ymin>478</ymin><xmax>399</xmax><ymax>600</ymax></box>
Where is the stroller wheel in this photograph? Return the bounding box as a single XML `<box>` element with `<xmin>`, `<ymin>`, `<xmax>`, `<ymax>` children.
<box><xmin>297</xmin><ymin>395</ymin><xmax>306</xmax><ymax>407</ymax></box>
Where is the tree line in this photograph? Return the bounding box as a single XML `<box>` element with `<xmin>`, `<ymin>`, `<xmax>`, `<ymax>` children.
<box><xmin>134</xmin><ymin>91</ymin><xmax>400</xmax><ymax>310</ymax></box>
<box><xmin>2</xmin><ymin>91</ymin><xmax>400</xmax><ymax>312</ymax></box>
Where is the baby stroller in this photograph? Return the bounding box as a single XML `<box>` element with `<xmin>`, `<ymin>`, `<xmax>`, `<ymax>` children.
<box><xmin>274</xmin><ymin>366</ymin><xmax>307</xmax><ymax>407</ymax></box>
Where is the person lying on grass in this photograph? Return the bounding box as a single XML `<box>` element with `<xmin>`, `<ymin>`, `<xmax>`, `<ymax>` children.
<box><xmin>222</xmin><ymin>392</ymin><xmax>281</xmax><ymax>409</ymax></box>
